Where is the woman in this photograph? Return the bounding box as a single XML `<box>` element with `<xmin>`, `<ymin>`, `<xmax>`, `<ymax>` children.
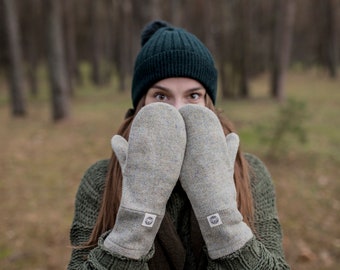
<box><xmin>67</xmin><ymin>20</ymin><xmax>290</xmax><ymax>269</ymax></box>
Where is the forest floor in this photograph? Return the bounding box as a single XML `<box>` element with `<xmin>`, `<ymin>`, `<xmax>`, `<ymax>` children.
<box><xmin>0</xmin><ymin>70</ymin><xmax>339</xmax><ymax>269</ymax></box>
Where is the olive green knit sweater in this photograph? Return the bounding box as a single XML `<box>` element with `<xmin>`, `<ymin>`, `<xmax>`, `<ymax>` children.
<box><xmin>67</xmin><ymin>153</ymin><xmax>290</xmax><ymax>269</ymax></box>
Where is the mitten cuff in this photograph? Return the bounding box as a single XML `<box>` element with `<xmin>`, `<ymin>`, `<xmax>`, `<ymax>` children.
<box><xmin>104</xmin><ymin>206</ymin><xmax>163</xmax><ymax>260</ymax></box>
<box><xmin>197</xmin><ymin>209</ymin><xmax>254</xmax><ymax>259</ymax></box>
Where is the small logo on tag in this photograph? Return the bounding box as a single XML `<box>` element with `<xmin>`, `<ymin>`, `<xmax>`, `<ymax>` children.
<box><xmin>207</xmin><ymin>213</ymin><xmax>222</xmax><ymax>227</ymax></box>
<box><xmin>142</xmin><ymin>213</ymin><xmax>157</xmax><ymax>227</ymax></box>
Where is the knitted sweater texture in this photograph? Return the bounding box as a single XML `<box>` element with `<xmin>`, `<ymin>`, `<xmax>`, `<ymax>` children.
<box><xmin>67</xmin><ymin>153</ymin><xmax>290</xmax><ymax>269</ymax></box>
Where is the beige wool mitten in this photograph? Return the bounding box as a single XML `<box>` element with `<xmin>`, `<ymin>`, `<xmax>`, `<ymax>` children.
<box><xmin>179</xmin><ymin>104</ymin><xmax>253</xmax><ymax>259</ymax></box>
<box><xmin>104</xmin><ymin>103</ymin><xmax>186</xmax><ymax>259</ymax></box>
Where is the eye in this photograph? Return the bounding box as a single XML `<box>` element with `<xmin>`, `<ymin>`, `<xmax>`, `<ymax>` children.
<box><xmin>154</xmin><ymin>93</ymin><xmax>168</xmax><ymax>101</ymax></box>
<box><xmin>188</xmin><ymin>92</ymin><xmax>205</xmax><ymax>101</ymax></box>
<box><xmin>190</xmin><ymin>93</ymin><xmax>201</xmax><ymax>100</ymax></box>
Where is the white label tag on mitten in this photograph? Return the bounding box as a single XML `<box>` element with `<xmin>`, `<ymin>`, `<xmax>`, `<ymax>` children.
<box><xmin>207</xmin><ymin>213</ymin><xmax>222</xmax><ymax>227</ymax></box>
<box><xmin>142</xmin><ymin>213</ymin><xmax>157</xmax><ymax>227</ymax></box>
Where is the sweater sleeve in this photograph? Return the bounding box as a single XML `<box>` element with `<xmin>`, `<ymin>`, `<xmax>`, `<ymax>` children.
<box><xmin>206</xmin><ymin>153</ymin><xmax>290</xmax><ymax>269</ymax></box>
<box><xmin>67</xmin><ymin>160</ymin><xmax>153</xmax><ymax>270</ymax></box>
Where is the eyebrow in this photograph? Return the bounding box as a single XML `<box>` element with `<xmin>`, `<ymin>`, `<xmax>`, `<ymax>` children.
<box><xmin>151</xmin><ymin>85</ymin><xmax>204</xmax><ymax>92</ymax></box>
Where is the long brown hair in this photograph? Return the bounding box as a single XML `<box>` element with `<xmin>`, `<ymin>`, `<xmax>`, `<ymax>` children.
<box><xmin>84</xmin><ymin>95</ymin><xmax>254</xmax><ymax>247</ymax></box>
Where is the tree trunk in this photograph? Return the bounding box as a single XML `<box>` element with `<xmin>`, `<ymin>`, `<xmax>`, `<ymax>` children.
<box><xmin>3</xmin><ymin>0</ymin><xmax>27</xmax><ymax>116</ymax></box>
<box><xmin>117</xmin><ymin>0</ymin><xmax>132</xmax><ymax>92</ymax></box>
<box><xmin>89</xmin><ymin>0</ymin><xmax>103</xmax><ymax>86</ymax></box>
<box><xmin>102</xmin><ymin>0</ymin><xmax>115</xmax><ymax>84</ymax></box>
<box><xmin>216</xmin><ymin>1</ymin><xmax>232</xmax><ymax>99</ymax></box>
<box><xmin>270</xmin><ymin>0</ymin><xmax>296</xmax><ymax>102</ymax></box>
<box><xmin>24</xmin><ymin>0</ymin><xmax>42</xmax><ymax>97</ymax></box>
<box><xmin>170</xmin><ymin>0</ymin><xmax>182</xmax><ymax>26</ymax></box>
<box><xmin>45</xmin><ymin>0</ymin><xmax>70</xmax><ymax>121</ymax></box>
<box><xmin>325</xmin><ymin>0</ymin><xmax>338</xmax><ymax>78</ymax></box>
<box><xmin>150</xmin><ymin>0</ymin><xmax>161</xmax><ymax>19</ymax></box>
<box><xmin>238</xmin><ymin>0</ymin><xmax>251</xmax><ymax>98</ymax></box>
<box><xmin>63</xmin><ymin>0</ymin><xmax>80</xmax><ymax>92</ymax></box>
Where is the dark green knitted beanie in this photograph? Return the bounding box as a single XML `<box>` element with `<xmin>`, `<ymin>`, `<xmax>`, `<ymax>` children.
<box><xmin>131</xmin><ymin>20</ymin><xmax>218</xmax><ymax>109</ymax></box>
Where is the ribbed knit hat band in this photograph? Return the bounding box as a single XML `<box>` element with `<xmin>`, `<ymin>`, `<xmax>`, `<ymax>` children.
<box><xmin>131</xmin><ymin>21</ymin><xmax>218</xmax><ymax>108</ymax></box>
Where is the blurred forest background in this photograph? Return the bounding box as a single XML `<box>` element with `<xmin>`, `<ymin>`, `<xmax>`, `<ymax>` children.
<box><xmin>0</xmin><ymin>0</ymin><xmax>339</xmax><ymax>269</ymax></box>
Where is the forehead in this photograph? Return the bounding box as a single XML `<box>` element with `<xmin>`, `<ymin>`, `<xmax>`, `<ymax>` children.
<box><xmin>153</xmin><ymin>77</ymin><xmax>204</xmax><ymax>89</ymax></box>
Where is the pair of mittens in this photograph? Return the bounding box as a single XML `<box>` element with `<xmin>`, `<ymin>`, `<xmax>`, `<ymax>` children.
<box><xmin>106</xmin><ymin>103</ymin><xmax>252</xmax><ymax>260</ymax></box>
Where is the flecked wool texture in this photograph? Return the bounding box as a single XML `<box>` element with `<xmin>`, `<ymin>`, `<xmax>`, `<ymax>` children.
<box><xmin>179</xmin><ymin>105</ymin><xmax>253</xmax><ymax>259</ymax></box>
<box><xmin>131</xmin><ymin>20</ymin><xmax>218</xmax><ymax>108</ymax></box>
<box><xmin>103</xmin><ymin>103</ymin><xmax>186</xmax><ymax>259</ymax></box>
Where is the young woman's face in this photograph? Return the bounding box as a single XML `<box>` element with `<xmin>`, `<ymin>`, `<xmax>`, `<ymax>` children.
<box><xmin>145</xmin><ymin>77</ymin><xmax>206</xmax><ymax>109</ymax></box>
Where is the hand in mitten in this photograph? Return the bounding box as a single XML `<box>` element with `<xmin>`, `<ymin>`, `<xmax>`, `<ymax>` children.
<box><xmin>104</xmin><ymin>103</ymin><xmax>186</xmax><ymax>259</ymax></box>
<box><xmin>179</xmin><ymin>105</ymin><xmax>253</xmax><ymax>259</ymax></box>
